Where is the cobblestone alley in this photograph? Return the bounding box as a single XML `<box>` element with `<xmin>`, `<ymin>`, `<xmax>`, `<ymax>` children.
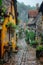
<box><xmin>3</xmin><ymin>39</ymin><xmax>43</xmax><ymax>65</ymax></box>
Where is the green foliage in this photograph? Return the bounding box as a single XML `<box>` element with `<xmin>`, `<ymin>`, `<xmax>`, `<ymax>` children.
<box><xmin>0</xmin><ymin>6</ymin><xmax>6</xmax><ymax>22</ymax></box>
<box><xmin>0</xmin><ymin>0</ymin><xmax>2</xmax><ymax>6</ymax></box>
<box><xmin>36</xmin><ymin>45</ymin><xmax>43</xmax><ymax>51</ymax></box>
<box><xmin>29</xmin><ymin>31</ymin><xmax>35</xmax><ymax>41</ymax></box>
<box><xmin>25</xmin><ymin>30</ymin><xmax>35</xmax><ymax>42</ymax></box>
<box><xmin>30</xmin><ymin>40</ymin><xmax>38</xmax><ymax>46</ymax></box>
<box><xmin>25</xmin><ymin>29</ymin><xmax>29</xmax><ymax>42</ymax></box>
<box><xmin>0</xmin><ymin>0</ymin><xmax>6</xmax><ymax>13</ymax></box>
<box><xmin>2</xmin><ymin>6</ymin><xmax>6</xmax><ymax>13</ymax></box>
<box><xmin>1</xmin><ymin>17</ymin><xmax>4</xmax><ymax>22</ymax></box>
<box><xmin>25</xmin><ymin>29</ymin><xmax>29</xmax><ymax>35</ymax></box>
<box><xmin>6</xmin><ymin>22</ymin><xmax>17</xmax><ymax>29</ymax></box>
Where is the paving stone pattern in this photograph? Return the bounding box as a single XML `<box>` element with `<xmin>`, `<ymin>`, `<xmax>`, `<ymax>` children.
<box><xmin>3</xmin><ymin>39</ymin><xmax>43</xmax><ymax>65</ymax></box>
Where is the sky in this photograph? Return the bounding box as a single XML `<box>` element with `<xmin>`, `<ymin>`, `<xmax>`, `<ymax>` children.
<box><xmin>17</xmin><ymin>0</ymin><xmax>43</xmax><ymax>6</ymax></box>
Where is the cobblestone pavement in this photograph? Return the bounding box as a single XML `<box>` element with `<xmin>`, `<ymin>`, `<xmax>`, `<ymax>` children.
<box><xmin>3</xmin><ymin>39</ymin><xmax>43</xmax><ymax>65</ymax></box>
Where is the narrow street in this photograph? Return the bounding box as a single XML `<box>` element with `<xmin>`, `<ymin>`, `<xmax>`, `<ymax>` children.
<box><xmin>0</xmin><ymin>0</ymin><xmax>43</xmax><ymax>65</ymax></box>
<box><xmin>3</xmin><ymin>39</ymin><xmax>42</xmax><ymax>65</ymax></box>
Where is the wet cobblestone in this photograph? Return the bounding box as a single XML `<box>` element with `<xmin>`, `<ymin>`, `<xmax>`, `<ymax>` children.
<box><xmin>3</xmin><ymin>39</ymin><xmax>43</xmax><ymax>65</ymax></box>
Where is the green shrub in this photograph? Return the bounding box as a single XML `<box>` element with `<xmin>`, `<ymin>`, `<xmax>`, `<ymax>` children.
<box><xmin>36</xmin><ymin>45</ymin><xmax>43</xmax><ymax>51</ymax></box>
<box><xmin>30</xmin><ymin>40</ymin><xmax>38</xmax><ymax>46</ymax></box>
<box><xmin>25</xmin><ymin>29</ymin><xmax>29</xmax><ymax>36</ymax></box>
<box><xmin>29</xmin><ymin>31</ymin><xmax>35</xmax><ymax>41</ymax></box>
<box><xmin>25</xmin><ymin>29</ymin><xmax>29</xmax><ymax>42</ymax></box>
<box><xmin>6</xmin><ymin>22</ymin><xmax>17</xmax><ymax>29</ymax></box>
<box><xmin>25</xmin><ymin>30</ymin><xmax>35</xmax><ymax>44</ymax></box>
<box><xmin>2</xmin><ymin>6</ymin><xmax>6</xmax><ymax>13</ymax></box>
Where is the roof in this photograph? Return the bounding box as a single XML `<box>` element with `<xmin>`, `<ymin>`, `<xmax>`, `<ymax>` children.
<box><xmin>28</xmin><ymin>10</ymin><xmax>38</xmax><ymax>18</ymax></box>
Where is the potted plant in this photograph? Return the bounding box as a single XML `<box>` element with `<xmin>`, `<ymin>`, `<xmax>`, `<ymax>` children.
<box><xmin>36</xmin><ymin>45</ymin><xmax>43</xmax><ymax>59</ymax></box>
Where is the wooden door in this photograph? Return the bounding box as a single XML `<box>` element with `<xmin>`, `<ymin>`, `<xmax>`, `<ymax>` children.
<box><xmin>0</xmin><ymin>30</ymin><xmax>1</xmax><ymax>59</ymax></box>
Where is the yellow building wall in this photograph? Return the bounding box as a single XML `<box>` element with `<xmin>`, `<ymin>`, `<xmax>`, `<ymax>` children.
<box><xmin>1</xmin><ymin>2</ymin><xmax>17</xmax><ymax>57</ymax></box>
